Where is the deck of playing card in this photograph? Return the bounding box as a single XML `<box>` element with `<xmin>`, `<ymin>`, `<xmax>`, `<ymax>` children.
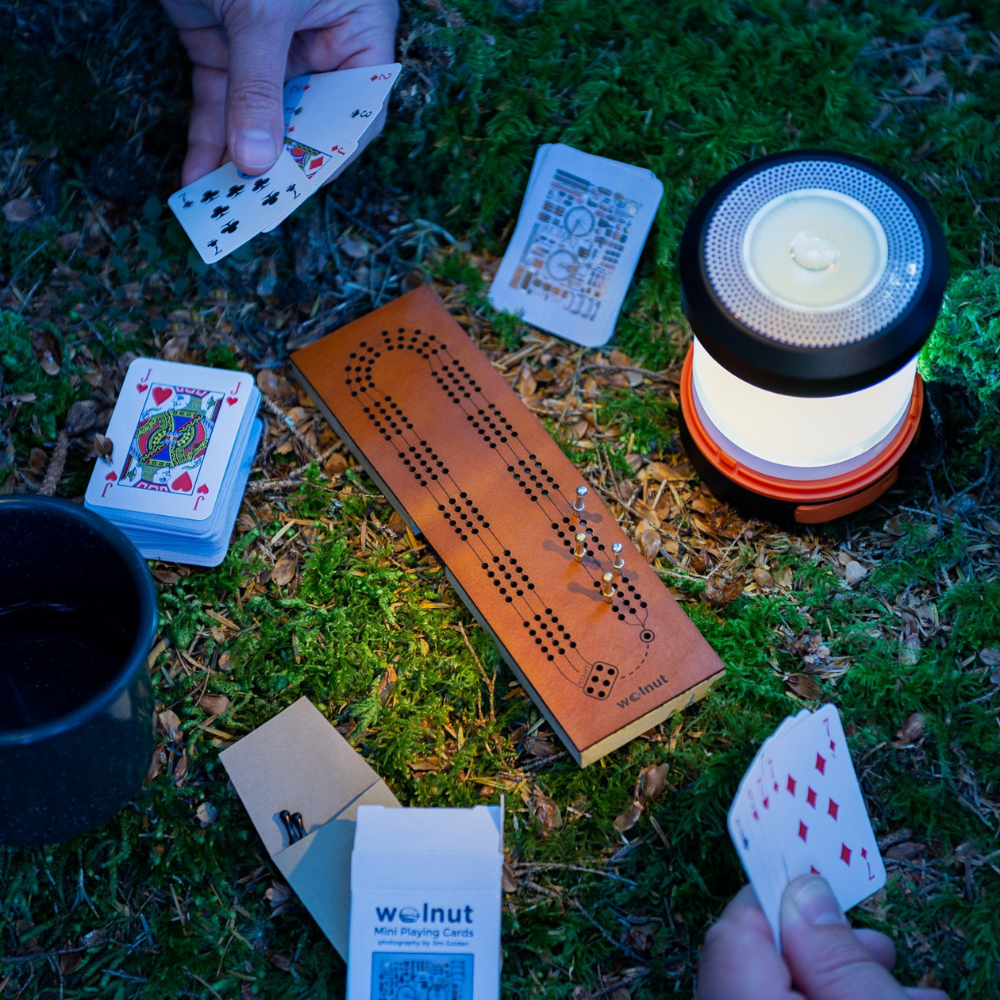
<box><xmin>489</xmin><ymin>143</ymin><xmax>663</xmax><ymax>347</ymax></box>
<box><xmin>727</xmin><ymin>704</ymin><xmax>887</xmax><ymax>950</ymax></box>
<box><xmin>168</xmin><ymin>64</ymin><xmax>401</xmax><ymax>264</ymax></box>
<box><xmin>84</xmin><ymin>359</ymin><xmax>263</xmax><ymax>567</ymax></box>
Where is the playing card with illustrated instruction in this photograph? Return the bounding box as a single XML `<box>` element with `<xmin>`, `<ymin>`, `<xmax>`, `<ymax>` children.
<box><xmin>489</xmin><ymin>143</ymin><xmax>663</xmax><ymax>347</ymax></box>
<box><xmin>85</xmin><ymin>358</ymin><xmax>254</xmax><ymax>521</ymax></box>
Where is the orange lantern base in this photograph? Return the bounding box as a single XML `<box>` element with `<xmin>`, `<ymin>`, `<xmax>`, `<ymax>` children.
<box><xmin>679</xmin><ymin>346</ymin><xmax>924</xmax><ymax>524</ymax></box>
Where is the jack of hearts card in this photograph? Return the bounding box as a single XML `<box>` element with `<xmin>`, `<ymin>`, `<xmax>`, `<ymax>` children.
<box><xmin>85</xmin><ymin>358</ymin><xmax>254</xmax><ymax>521</ymax></box>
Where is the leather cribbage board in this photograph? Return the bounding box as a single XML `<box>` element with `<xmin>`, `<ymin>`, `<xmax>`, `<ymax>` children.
<box><xmin>291</xmin><ymin>286</ymin><xmax>725</xmax><ymax>766</ymax></box>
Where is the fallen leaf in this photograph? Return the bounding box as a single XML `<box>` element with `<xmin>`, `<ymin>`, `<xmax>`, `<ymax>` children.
<box><xmin>195</xmin><ymin>801</ymin><xmax>218</xmax><ymax>827</ymax></box>
<box><xmin>28</xmin><ymin>448</ymin><xmax>48</xmax><ymax>475</ymax></box>
<box><xmin>516</xmin><ymin>364</ymin><xmax>537</xmax><ymax>397</ymax></box>
<box><xmin>196</xmin><ymin>692</ymin><xmax>231</xmax><ymax>716</ymax></box>
<box><xmin>892</xmin><ymin>713</ymin><xmax>926</xmax><ymax>748</ymax></box>
<box><xmin>339</xmin><ymin>234</ymin><xmax>372</xmax><ymax>258</ymax></box>
<box><xmin>161</xmin><ymin>335</ymin><xmax>190</xmax><ymax>361</ymax></box>
<box><xmin>325</xmin><ymin>452</ymin><xmax>349</xmax><ymax>476</ymax></box>
<box><xmin>151</xmin><ymin>568</ymin><xmax>180</xmax><ymax>585</ymax></box>
<box><xmin>173</xmin><ymin>748</ymin><xmax>189</xmax><ymax>786</ymax></box>
<box><xmin>613</xmin><ymin>801</ymin><xmax>644</xmax><ymax>832</ymax></box>
<box><xmin>885</xmin><ymin>841</ymin><xmax>926</xmax><ymax>861</ymax></box>
<box><xmin>637</xmin><ymin>527</ymin><xmax>661</xmax><ymax>562</ymax></box>
<box><xmin>978</xmin><ymin>648</ymin><xmax>1000</xmax><ymax>667</ymax></box>
<box><xmin>145</xmin><ymin>744</ymin><xmax>168</xmax><ymax>783</ymax></box>
<box><xmin>528</xmin><ymin>789</ymin><xmax>563</xmax><ymax>836</ymax></box>
<box><xmin>33</xmin><ymin>331</ymin><xmax>61</xmax><ymax>375</ymax></box>
<box><xmin>265</xmin><ymin>880</ymin><xmax>298</xmax><ymax>917</ymax></box>
<box><xmin>982</xmin><ymin>517</ymin><xmax>1000</xmax><ymax>536</ymax></box>
<box><xmin>158</xmin><ymin>709</ymin><xmax>182</xmax><ymax>742</ymax></box>
<box><xmin>572</xmin><ymin>989</ymin><xmax>596</xmax><ymax>1000</ymax></box>
<box><xmin>632</xmin><ymin>500</ymin><xmax>660</xmax><ymax>529</ymax></box>
<box><xmin>917</xmin><ymin>971</ymin><xmax>942</xmax><ymax>990</ymax></box>
<box><xmin>786</xmin><ymin>673</ymin><xmax>823</xmax><ymax>700</ymax></box>
<box><xmin>639</xmin><ymin>762</ymin><xmax>670</xmax><ymax>800</ymax></box>
<box><xmin>378</xmin><ymin>665</ymin><xmax>398</xmax><ymax>706</ymax></box>
<box><xmin>753</xmin><ymin>567</ymin><xmax>775</xmax><ymax>590</ymax></box>
<box><xmin>265</xmin><ymin>948</ymin><xmax>294</xmax><ymax>972</ymax></box>
<box><xmin>502</xmin><ymin>862</ymin><xmax>517</xmax><ymax>893</ymax></box>
<box><xmin>91</xmin><ymin>433</ymin><xmax>114</xmax><ymax>460</ymax></box>
<box><xmin>64</xmin><ymin>400</ymin><xmax>99</xmax><ymax>436</ymax></box>
<box><xmin>906</xmin><ymin>70</ymin><xmax>947</xmax><ymax>95</ymax></box>
<box><xmin>272</xmin><ymin>551</ymin><xmax>298</xmax><ymax>588</ymax></box>
<box><xmin>626</xmin><ymin>923</ymin><xmax>655</xmax><ymax>954</ymax></box>
<box><xmin>3</xmin><ymin>197</ymin><xmax>39</xmax><ymax>223</ymax></box>
<box><xmin>56</xmin><ymin>231</ymin><xmax>81</xmax><ymax>251</ymax></box>
<box><xmin>256</xmin><ymin>368</ymin><xmax>282</xmax><ymax>399</ymax></box>
<box><xmin>409</xmin><ymin>756</ymin><xmax>442</xmax><ymax>772</ymax></box>
<box><xmin>704</xmin><ymin>571</ymin><xmax>746</xmax><ymax>607</ymax></box>
<box><xmin>844</xmin><ymin>560</ymin><xmax>868</xmax><ymax>586</ymax></box>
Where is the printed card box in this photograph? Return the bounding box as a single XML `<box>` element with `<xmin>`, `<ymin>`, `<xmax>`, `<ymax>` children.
<box><xmin>220</xmin><ymin>697</ymin><xmax>400</xmax><ymax>959</ymax></box>
<box><xmin>347</xmin><ymin>804</ymin><xmax>503</xmax><ymax>1000</ymax></box>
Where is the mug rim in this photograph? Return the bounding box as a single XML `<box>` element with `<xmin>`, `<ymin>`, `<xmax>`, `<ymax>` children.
<box><xmin>0</xmin><ymin>495</ymin><xmax>158</xmax><ymax>747</ymax></box>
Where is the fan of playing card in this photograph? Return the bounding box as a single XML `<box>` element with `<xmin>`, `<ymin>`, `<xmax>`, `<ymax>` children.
<box><xmin>84</xmin><ymin>359</ymin><xmax>263</xmax><ymax>567</ymax></box>
<box><xmin>489</xmin><ymin>143</ymin><xmax>664</xmax><ymax>347</ymax></box>
<box><xmin>168</xmin><ymin>64</ymin><xmax>401</xmax><ymax>264</ymax></box>
<box><xmin>728</xmin><ymin>704</ymin><xmax>887</xmax><ymax>950</ymax></box>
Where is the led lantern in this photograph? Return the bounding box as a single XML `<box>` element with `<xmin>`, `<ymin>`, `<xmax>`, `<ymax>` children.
<box><xmin>678</xmin><ymin>150</ymin><xmax>947</xmax><ymax>523</ymax></box>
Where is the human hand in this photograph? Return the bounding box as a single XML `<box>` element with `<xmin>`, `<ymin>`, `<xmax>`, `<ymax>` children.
<box><xmin>160</xmin><ymin>0</ymin><xmax>399</xmax><ymax>184</ymax></box>
<box><xmin>696</xmin><ymin>876</ymin><xmax>950</xmax><ymax>1000</ymax></box>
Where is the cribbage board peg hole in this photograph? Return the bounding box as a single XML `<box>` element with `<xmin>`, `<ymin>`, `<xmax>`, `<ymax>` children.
<box><xmin>601</xmin><ymin>572</ymin><xmax>616</xmax><ymax>604</ymax></box>
<box><xmin>611</xmin><ymin>541</ymin><xmax>625</xmax><ymax>574</ymax></box>
<box><xmin>572</xmin><ymin>484</ymin><xmax>588</xmax><ymax>513</ymax></box>
<box><xmin>573</xmin><ymin>532</ymin><xmax>588</xmax><ymax>561</ymax></box>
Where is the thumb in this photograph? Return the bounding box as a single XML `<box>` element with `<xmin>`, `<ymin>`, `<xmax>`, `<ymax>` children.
<box><xmin>223</xmin><ymin>8</ymin><xmax>295</xmax><ymax>174</ymax></box>
<box><xmin>781</xmin><ymin>875</ymin><xmax>910</xmax><ymax>1000</ymax></box>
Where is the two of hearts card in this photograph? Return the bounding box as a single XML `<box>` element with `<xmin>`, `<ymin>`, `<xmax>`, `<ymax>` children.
<box><xmin>489</xmin><ymin>143</ymin><xmax>664</xmax><ymax>347</ymax></box>
<box><xmin>168</xmin><ymin>64</ymin><xmax>401</xmax><ymax>264</ymax></box>
<box><xmin>85</xmin><ymin>359</ymin><xmax>263</xmax><ymax>567</ymax></box>
<box><xmin>728</xmin><ymin>704</ymin><xmax>887</xmax><ymax>950</ymax></box>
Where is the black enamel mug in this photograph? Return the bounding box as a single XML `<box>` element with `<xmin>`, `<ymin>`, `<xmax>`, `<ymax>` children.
<box><xmin>0</xmin><ymin>495</ymin><xmax>158</xmax><ymax>844</ymax></box>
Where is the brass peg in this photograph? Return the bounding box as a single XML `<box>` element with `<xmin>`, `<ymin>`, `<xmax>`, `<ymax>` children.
<box><xmin>573</xmin><ymin>532</ymin><xmax>587</xmax><ymax>561</ymax></box>
<box><xmin>601</xmin><ymin>572</ymin><xmax>616</xmax><ymax>604</ymax></box>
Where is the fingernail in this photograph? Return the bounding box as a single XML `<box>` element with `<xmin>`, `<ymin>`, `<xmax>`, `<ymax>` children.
<box><xmin>789</xmin><ymin>876</ymin><xmax>848</xmax><ymax>926</ymax></box>
<box><xmin>234</xmin><ymin>129</ymin><xmax>276</xmax><ymax>171</ymax></box>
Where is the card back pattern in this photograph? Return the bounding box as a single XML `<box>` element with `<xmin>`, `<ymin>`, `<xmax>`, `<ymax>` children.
<box><xmin>291</xmin><ymin>287</ymin><xmax>724</xmax><ymax>765</ymax></box>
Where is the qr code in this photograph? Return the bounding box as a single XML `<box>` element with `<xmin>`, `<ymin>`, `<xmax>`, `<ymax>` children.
<box><xmin>371</xmin><ymin>953</ymin><xmax>473</xmax><ymax>1000</ymax></box>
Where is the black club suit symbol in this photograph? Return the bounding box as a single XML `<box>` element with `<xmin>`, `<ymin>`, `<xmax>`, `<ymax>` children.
<box><xmin>201</xmin><ymin>189</ymin><xmax>220</xmax><ymax>203</ymax></box>
<box><xmin>261</xmin><ymin>191</ymin><xmax>279</xmax><ymax>206</ymax></box>
<box><xmin>226</xmin><ymin>184</ymin><xmax>245</xmax><ymax>198</ymax></box>
<box><xmin>220</xmin><ymin>219</ymin><xmax>239</xmax><ymax>234</ymax></box>
<box><xmin>210</xmin><ymin>205</ymin><xmax>230</xmax><ymax>219</ymax></box>
<box><xmin>252</xmin><ymin>177</ymin><xmax>270</xmax><ymax>192</ymax></box>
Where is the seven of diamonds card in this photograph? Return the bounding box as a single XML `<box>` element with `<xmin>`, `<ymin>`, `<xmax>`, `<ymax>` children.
<box><xmin>85</xmin><ymin>358</ymin><xmax>254</xmax><ymax>521</ymax></box>
<box><xmin>727</xmin><ymin>705</ymin><xmax>886</xmax><ymax>949</ymax></box>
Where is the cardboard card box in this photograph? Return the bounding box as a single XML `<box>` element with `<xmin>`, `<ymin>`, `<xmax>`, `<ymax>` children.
<box><xmin>220</xmin><ymin>697</ymin><xmax>400</xmax><ymax>959</ymax></box>
<box><xmin>348</xmin><ymin>804</ymin><xmax>503</xmax><ymax>1000</ymax></box>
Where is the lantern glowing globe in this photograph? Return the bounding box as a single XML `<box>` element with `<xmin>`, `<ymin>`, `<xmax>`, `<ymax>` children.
<box><xmin>678</xmin><ymin>150</ymin><xmax>947</xmax><ymax>523</ymax></box>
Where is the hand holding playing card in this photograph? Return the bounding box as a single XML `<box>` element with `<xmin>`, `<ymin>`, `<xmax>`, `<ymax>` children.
<box><xmin>160</xmin><ymin>0</ymin><xmax>399</xmax><ymax>183</ymax></box>
<box><xmin>695</xmin><ymin>878</ymin><xmax>950</xmax><ymax>1000</ymax></box>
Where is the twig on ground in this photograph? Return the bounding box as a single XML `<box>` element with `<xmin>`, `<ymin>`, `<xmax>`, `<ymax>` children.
<box><xmin>39</xmin><ymin>429</ymin><xmax>69</xmax><ymax>496</ymax></box>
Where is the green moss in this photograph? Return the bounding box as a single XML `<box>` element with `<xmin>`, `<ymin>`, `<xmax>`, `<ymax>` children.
<box><xmin>920</xmin><ymin>268</ymin><xmax>1000</xmax><ymax>453</ymax></box>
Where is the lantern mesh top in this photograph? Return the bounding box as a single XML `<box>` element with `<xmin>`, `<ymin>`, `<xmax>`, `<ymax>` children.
<box><xmin>703</xmin><ymin>160</ymin><xmax>925</xmax><ymax>349</ymax></box>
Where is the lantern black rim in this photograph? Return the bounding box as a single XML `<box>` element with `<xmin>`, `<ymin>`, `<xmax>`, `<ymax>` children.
<box><xmin>679</xmin><ymin>148</ymin><xmax>948</xmax><ymax>398</ymax></box>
